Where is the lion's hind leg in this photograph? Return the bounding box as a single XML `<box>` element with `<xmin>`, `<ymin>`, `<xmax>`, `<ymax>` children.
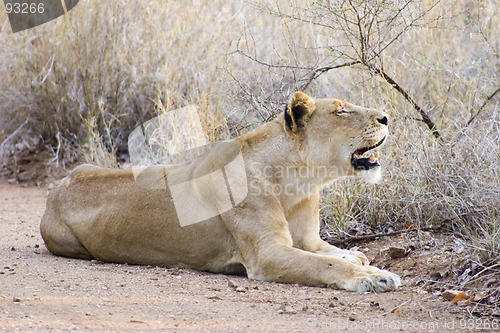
<box><xmin>40</xmin><ymin>213</ymin><xmax>92</xmax><ymax>260</ymax></box>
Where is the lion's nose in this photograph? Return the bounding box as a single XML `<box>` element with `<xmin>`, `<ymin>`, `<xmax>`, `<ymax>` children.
<box><xmin>377</xmin><ymin>116</ymin><xmax>388</xmax><ymax>126</ymax></box>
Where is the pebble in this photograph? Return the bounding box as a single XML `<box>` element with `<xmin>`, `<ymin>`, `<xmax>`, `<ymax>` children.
<box><xmin>277</xmin><ymin>303</ymin><xmax>287</xmax><ymax>314</ymax></box>
<box><xmin>442</xmin><ymin>289</ymin><xmax>463</xmax><ymax>301</ymax></box>
<box><xmin>388</xmin><ymin>246</ymin><xmax>407</xmax><ymax>259</ymax></box>
<box><xmin>227</xmin><ymin>279</ymin><xmax>238</xmax><ymax>288</ymax></box>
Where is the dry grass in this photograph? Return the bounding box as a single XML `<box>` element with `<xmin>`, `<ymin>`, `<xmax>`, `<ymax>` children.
<box><xmin>0</xmin><ymin>0</ymin><xmax>498</xmax><ymax>300</ymax></box>
<box><xmin>0</xmin><ymin>0</ymin><xmax>238</xmax><ymax>158</ymax></box>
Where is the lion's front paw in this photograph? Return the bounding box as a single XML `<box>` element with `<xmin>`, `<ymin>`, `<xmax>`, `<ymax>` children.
<box><xmin>344</xmin><ymin>250</ymin><xmax>370</xmax><ymax>266</ymax></box>
<box><xmin>341</xmin><ymin>266</ymin><xmax>401</xmax><ymax>293</ymax></box>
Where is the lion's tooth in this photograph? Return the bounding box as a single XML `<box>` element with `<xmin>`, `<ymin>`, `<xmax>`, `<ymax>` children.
<box><xmin>369</xmin><ymin>153</ymin><xmax>377</xmax><ymax>162</ymax></box>
<box><xmin>374</xmin><ymin>152</ymin><xmax>380</xmax><ymax>159</ymax></box>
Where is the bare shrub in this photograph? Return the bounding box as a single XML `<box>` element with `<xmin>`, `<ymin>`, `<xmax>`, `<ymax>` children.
<box><xmin>0</xmin><ymin>0</ymin><xmax>239</xmax><ymax>177</ymax></box>
<box><xmin>230</xmin><ymin>0</ymin><xmax>499</xmax><ymax>268</ymax></box>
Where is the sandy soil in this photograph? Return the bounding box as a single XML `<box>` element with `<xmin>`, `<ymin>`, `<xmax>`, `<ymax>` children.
<box><xmin>0</xmin><ymin>183</ymin><xmax>496</xmax><ymax>332</ymax></box>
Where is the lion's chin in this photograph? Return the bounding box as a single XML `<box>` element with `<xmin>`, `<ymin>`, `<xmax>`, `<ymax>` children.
<box><xmin>357</xmin><ymin>167</ymin><xmax>382</xmax><ymax>184</ymax></box>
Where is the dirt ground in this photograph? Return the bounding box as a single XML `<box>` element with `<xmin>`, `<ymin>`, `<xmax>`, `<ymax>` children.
<box><xmin>0</xmin><ymin>182</ymin><xmax>497</xmax><ymax>332</ymax></box>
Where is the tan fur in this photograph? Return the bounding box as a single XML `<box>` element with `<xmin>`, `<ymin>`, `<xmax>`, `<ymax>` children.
<box><xmin>40</xmin><ymin>92</ymin><xmax>401</xmax><ymax>292</ymax></box>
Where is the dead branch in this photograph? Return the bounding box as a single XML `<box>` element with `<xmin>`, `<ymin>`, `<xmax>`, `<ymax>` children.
<box><xmin>467</xmin><ymin>86</ymin><xmax>500</xmax><ymax>126</ymax></box>
<box><xmin>299</xmin><ymin>61</ymin><xmax>361</xmax><ymax>91</ymax></box>
<box><xmin>328</xmin><ymin>229</ymin><xmax>408</xmax><ymax>246</ymax></box>
<box><xmin>328</xmin><ymin>226</ymin><xmax>439</xmax><ymax>246</ymax></box>
<box><xmin>246</xmin><ymin>1</ymin><xmax>445</xmax><ymax>141</ymax></box>
<box><xmin>368</xmin><ymin>65</ymin><xmax>443</xmax><ymax>141</ymax></box>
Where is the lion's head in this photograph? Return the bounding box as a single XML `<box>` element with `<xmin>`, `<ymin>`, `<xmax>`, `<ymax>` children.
<box><xmin>284</xmin><ymin>91</ymin><xmax>389</xmax><ymax>183</ymax></box>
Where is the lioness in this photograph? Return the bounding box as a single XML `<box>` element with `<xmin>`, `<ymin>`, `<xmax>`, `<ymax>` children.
<box><xmin>41</xmin><ymin>91</ymin><xmax>401</xmax><ymax>292</ymax></box>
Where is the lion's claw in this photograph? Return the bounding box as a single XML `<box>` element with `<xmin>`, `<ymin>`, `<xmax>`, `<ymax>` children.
<box><xmin>340</xmin><ymin>266</ymin><xmax>402</xmax><ymax>293</ymax></box>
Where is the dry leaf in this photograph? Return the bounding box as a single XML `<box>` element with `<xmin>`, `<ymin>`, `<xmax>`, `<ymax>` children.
<box><xmin>470</xmin><ymin>292</ymin><xmax>485</xmax><ymax>302</ymax></box>
<box><xmin>391</xmin><ymin>306</ymin><xmax>402</xmax><ymax>315</ymax></box>
<box><xmin>451</xmin><ymin>291</ymin><xmax>469</xmax><ymax>304</ymax></box>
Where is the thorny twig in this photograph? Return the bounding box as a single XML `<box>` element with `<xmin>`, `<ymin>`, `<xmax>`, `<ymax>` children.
<box><xmin>467</xmin><ymin>86</ymin><xmax>500</xmax><ymax>126</ymax></box>
<box><xmin>242</xmin><ymin>0</ymin><xmax>445</xmax><ymax>141</ymax></box>
<box><xmin>328</xmin><ymin>226</ymin><xmax>439</xmax><ymax>246</ymax></box>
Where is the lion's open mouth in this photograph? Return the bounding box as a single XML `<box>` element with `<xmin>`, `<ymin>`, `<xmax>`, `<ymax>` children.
<box><xmin>351</xmin><ymin>137</ymin><xmax>386</xmax><ymax>171</ymax></box>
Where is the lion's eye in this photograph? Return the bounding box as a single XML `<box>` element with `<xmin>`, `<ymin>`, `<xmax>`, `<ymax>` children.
<box><xmin>337</xmin><ymin>108</ymin><xmax>350</xmax><ymax>115</ymax></box>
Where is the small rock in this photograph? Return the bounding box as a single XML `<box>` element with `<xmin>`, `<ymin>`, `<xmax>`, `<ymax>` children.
<box><xmin>207</xmin><ymin>295</ymin><xmax>223</xmax><ymax>301</ymax></box>
<box><xmin>277</xmin><ymin>303</ymin><xmax>295</xmax><ymax>314</ymax></box>
<box><xmin>13</xmin><ymin>297</ymin><xmax>21</xmax><ymax>303</ymax></box>
<box><xmin>227</xmin><ymin>279</ymin><xmax>238</xmax><ymax>288</ymax></box>
<box><xmin>235</xmin><ymin>286</ymin><xmax>246</xmax><ymax>293</ymax></box>
<box><xmin>430</xmin><ymin>271</ymin><xmax>444</xmax><ymax>281</ymax></box>
<box><xmin>388</xmin><ymin>246</ymin><xmax>407</xmax><ymax>259</ymax></box>
<box><xmin>402</xmin><ymin>270</ymin><xmax>411</xmax><ymax>277</ymax></box>
<box><xmin>419</xmin><ymin>231</ymin><xmax>435</xmax><ymax>246</ymax></box>
<box><xmin>442</xmin><ymin>290</ymin><xmax>464</xmax><ymax>301</ymax></box>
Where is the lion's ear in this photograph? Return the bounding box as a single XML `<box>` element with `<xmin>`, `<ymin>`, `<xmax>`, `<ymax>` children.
<box><xmin>284</xmin><ymin>91</ymin><xmax>316</xmax><ymax>134</ymax></box>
